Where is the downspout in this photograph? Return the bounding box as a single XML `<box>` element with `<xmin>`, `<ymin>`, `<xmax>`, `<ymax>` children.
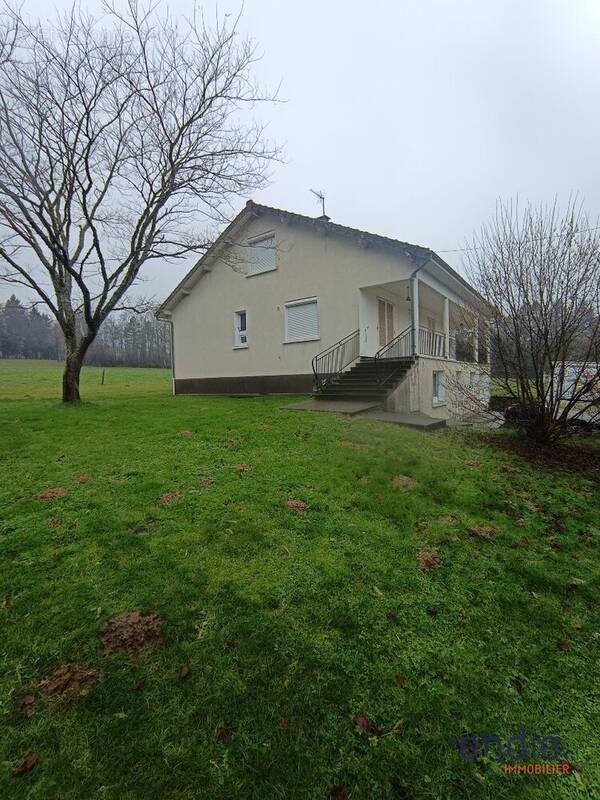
<box><xmin>168</xmin><ymin>318</ymin><xmax>176</xmax><ymax>396</ymax></box>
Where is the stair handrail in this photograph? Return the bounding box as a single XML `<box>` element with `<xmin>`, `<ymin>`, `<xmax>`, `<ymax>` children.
<box><xmin>312</xmin><ymin>329</ymin><xmax>360</xmax><ymax>391</ymax></box>
<box><xmin>374</xmin><ymin>326</ymin><xmax>413</xmax><ymax>385</ymax></box>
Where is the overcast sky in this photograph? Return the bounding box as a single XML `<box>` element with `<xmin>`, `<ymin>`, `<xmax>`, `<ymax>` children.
<box><xmin>3</xmin><ymin>0</ymin><xmax>600</xmax><ymax>304</ymax></box>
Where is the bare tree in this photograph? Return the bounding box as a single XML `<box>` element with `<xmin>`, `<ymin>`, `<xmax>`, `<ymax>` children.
<box><xmin>0</xmin><ymin>1</ymin><xmax>278</xmax><ymax>401</ymax></box>
<box><xmin>465</xmin><ymin>199</ymin><xmax>600</xmax><ymax>442</ymax></box>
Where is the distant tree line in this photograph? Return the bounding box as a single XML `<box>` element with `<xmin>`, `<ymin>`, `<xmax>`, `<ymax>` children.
<box><xmin>0</xmin><ymin>295</ymin><xmax>170</xmax><ymax>368</ymax></box>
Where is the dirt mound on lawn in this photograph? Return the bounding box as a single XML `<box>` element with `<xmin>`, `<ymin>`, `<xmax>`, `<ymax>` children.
<box><xmin>99</xmin><ymin>611</ymin><xmax>163</xmax><ymax>656</ymax></box>
<box><xmin>38</xmin><ymin>663</ymin><xmax>101</xmax><ymax>696</ymax></box>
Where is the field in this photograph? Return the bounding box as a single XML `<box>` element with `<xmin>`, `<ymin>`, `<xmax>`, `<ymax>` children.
<box><xmin>1</xmin><ymin>359</ymin><xmax>599</xmax><ymax>799</ymax></box>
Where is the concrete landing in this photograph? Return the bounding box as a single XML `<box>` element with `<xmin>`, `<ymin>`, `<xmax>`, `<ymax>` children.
<box><xmin>447</xmin><ymin>412</ymin><xmax>504</xmax><ymax>429</ymax></box>
<box><xmin>283</xmin><ymin>398</ymin><xmax>381</xmax><ymax>416</ymax></box>
<box><xmin>363</xmin><ymin>410</ymin><xmax>447</xmax><ymax>431</ymax></box>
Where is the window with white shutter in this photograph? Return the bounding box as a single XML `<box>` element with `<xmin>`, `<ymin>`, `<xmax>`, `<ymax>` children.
<box><xmin>284</xmin><ymin>298</ymin><xmax>319</xmax><ymax>343</ymax></box>
<box><xmin>247</xmin><ymin>233</ymin><xmax>276</xmax><ymax>276</ymax></box>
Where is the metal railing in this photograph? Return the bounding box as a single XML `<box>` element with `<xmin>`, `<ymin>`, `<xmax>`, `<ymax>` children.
<box><xmin>374</xmin><ymin>326</ymin><xmax>412</xmax><ymax>384</ymax></box>
<box><xmin>312</xmin><ymin>329</ymin><xmax>360</xmax><ymax>391</ymax></box>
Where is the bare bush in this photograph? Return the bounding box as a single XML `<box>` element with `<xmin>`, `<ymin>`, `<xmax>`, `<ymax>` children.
<box><xmin>465</xmin><ymin>199</ymin><xmax>600</xmax><ymax>442</ymax></box>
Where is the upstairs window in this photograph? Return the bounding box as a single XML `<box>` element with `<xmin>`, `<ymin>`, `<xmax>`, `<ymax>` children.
<box><xmin>234</xmin><ymin>310</ymin><xmax>247</xmax><ymax>347</ymax></box>
<box><xmin>247</xmin><ymin>232</ymin><xmax>276</xmax><ymax>276</ymax></box>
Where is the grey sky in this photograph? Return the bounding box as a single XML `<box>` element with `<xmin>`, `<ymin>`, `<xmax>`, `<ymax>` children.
<box><xmin>3</xmin><ymin>0</ymin><xmax>600</xmax><ymax>304</ymax></box>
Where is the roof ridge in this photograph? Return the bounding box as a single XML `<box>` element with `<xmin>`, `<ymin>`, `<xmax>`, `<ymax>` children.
<box><xmin>247</xmin><ymin>200</ymin><xmax>432</xmax><ymax>255</ymax></box>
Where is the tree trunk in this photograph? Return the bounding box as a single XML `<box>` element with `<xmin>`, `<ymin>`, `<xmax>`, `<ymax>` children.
<box><xmin>62</xmin><ymin>351</ymin><xmax>83</xmax><ymax>403</ymax></box>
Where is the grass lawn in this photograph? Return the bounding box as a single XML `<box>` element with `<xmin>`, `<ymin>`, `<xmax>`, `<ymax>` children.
<box><xmin>1</xmin><ymin>359</ymin><xmax>599</xmax><ymax>799</ymax></box>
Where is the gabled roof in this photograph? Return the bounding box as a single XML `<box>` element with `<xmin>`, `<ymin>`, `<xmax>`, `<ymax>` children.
<box><xmin>156</xmin><ymin>200</ymin><xmax>483</xmax><ymax>316</ymax></box>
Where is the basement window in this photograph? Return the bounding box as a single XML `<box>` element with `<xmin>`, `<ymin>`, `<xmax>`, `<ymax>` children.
<box><xmin>433</xmin><ymin>370</ymin><xmax>446</xmax><ymax>405</ymax></box>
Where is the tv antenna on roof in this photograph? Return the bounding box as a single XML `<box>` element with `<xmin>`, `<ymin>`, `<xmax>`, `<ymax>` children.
<box><xmin>310</xmin><ymin>188</ymin><xmax>327</xmax><ymax>218</ymax></box>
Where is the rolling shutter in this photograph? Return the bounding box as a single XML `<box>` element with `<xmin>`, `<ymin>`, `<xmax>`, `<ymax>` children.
<box><xmin>285</xmin><ymin>299</ymin><xmax>319</xmax><ymax>342</ymax></box>
<box><xmin>247</xmin><ymin>235</ymin><xmax>276</xmax><ymax>275</ymax></box>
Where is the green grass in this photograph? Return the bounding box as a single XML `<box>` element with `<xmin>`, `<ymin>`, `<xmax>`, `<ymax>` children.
<box><xmin>1</xmin><ymin>359</ymin><xmax>599</xmax><ymax>799</ymax></box>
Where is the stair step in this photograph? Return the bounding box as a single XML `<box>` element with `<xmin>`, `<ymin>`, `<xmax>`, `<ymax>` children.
<box><xmin>319</xmin><ymin>385</ymin><xmax>388</xmax><ymax>394</ymax></box>
<box><xmin>348</xmin><ymin>365</ymin><xmax>407</xmax><ymax>371</ymax></box>
<box><xmin>345</xmin><ymin>369</ymin><xmax>409</xmax><ymax>378</ymax></box>
<box><xmin>339</xmin><ymin>377</ymin><xmax>408</xmax><ymax>386</ymax></box>
<box><xmin>350</xmin><ymin>364</ymin><xmax>412</xmax><ymax>371</ymax></box>
<box><xmin>345</xmin><ymin>372</ymin><xmax>407</xmax><ymax>380</ymax></box>
<box><xmin>321</xmin><ymin>383</ymin><xmax>388</xmax><ymax>390</ymax></box>
<box><xmin>312</xmin><ymin>355</ymin><xmax>415</xmax><ymax>402</ymax></box>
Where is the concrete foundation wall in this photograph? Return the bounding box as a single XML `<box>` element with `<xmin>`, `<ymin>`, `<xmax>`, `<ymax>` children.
<box><xmin>384</xmin><ymin>357</ymin><xmax>491</xmax><ymax>419</ymax></box>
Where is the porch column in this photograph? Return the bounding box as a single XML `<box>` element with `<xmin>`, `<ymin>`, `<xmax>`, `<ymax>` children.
<box><xmin>442</xmin><ymin>296</ymin><xmax>450</xmax><ymax>358</ymax></box>
<box><xmin>411</xmin><ymin>275</ymin><xmax>419</xmax><ymax>355</ymax></box>
<box><xmin>473</xmin><ymin>318</ymin><xmax>479</xmax><ymax>363</ymax></box>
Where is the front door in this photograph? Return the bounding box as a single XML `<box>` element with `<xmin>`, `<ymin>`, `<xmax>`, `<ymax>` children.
<box><xmin>377</xmin><ymin>298</ymin><xmax>394</xmax><ymax>347</ymax></box>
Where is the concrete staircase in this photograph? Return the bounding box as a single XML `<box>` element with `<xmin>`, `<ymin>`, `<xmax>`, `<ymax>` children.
<box><xmin>313</xmin><ymin>356</ymin><xmax>415</xmax><ymax>403</ymax></box>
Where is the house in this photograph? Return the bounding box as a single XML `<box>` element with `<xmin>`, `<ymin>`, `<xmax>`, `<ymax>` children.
<box><xmin>156</xmin><ymin>201</ymin><xmax>490</xmax><ymax>421</ymax></box>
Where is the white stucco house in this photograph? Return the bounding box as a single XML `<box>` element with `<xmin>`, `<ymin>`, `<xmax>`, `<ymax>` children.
<box><xmin>156</xmin><ymin>201</ymin><xmax>490</xmax><ymax>421</ymax></box>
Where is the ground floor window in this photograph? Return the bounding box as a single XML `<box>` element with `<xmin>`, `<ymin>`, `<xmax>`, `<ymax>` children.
<box><xmin>433</xmin><ymin>370</ymin><xmax>446</xmax><ymax>404</ymax></box>
<box><xmin>284</xmin><ymin>297</ymin><xmax>319</xmax><ymax>343</ymax></box>
<box><xmin>234</xmin><ymin>310</ymin><xmax>247</xmax><ymax>347</ymax></box>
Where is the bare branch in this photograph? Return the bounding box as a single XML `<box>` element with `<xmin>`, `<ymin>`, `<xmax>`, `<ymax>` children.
<box><xmin>0</xmin><ymin>0</ymin><xmax>279</xmax><ymax>400</ymax></box>
<box><xmin>464</xmin><ymin>198</ymin><xmax>600</xmax><ymax>442</ymax></box>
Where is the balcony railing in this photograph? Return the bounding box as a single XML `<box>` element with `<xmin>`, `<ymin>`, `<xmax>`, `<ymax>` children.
<box><xmin>418</xmin><ymin>327</ymin><xmax>446</xmax><ymax>358</ymax></box>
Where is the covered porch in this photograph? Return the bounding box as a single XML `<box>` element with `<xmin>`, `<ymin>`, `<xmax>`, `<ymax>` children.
<box><xmin>358</xmin><ymin>274</ymin><xmax>489</xmax><ymax>364</ymax></box>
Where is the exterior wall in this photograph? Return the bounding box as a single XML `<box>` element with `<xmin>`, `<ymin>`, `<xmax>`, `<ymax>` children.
<box><xmin>359</xmin><ymin>285</ymin><xmax>411</xmax><ymax>357</ymax></box>
<box><xmin>170</xmin><ymin>213</ymin><xmax>415</xmax><ymax>388</ymax></box>
<box><xmin>384</xmin><ymin>356</ymin><xmax>491</xmax><ymax>419</ymax></box>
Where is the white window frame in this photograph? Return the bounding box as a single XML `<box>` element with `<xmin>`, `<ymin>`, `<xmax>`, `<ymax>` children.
<box><xmin>246</xmin><ymin>231</ymin><xmax>277</xmax><ymax>277</ymax></box>
<box><xmin>433</xmin><ymin>369</ymin><xmax>446</xmax><ymax>406</ymax></box>
<box><xmin>284</xmin><ymin>297</ymin><xmax>320</xmax><ymax>344</ymax></box>
<box><xmin>233</xmin><ymin>309</ymin><xmax>248</xmax><ymax>349</ymax></box>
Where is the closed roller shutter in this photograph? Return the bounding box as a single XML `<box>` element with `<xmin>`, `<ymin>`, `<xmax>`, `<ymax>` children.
<box><xmin>285</xmin><ymin>299</ymin><xmax>319</xmax><ymax>342</ymax></box>
<box><xmin>247</xmin><ymin>235</ymin><xmax>276</xmax><ymax>275</ymax></box>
